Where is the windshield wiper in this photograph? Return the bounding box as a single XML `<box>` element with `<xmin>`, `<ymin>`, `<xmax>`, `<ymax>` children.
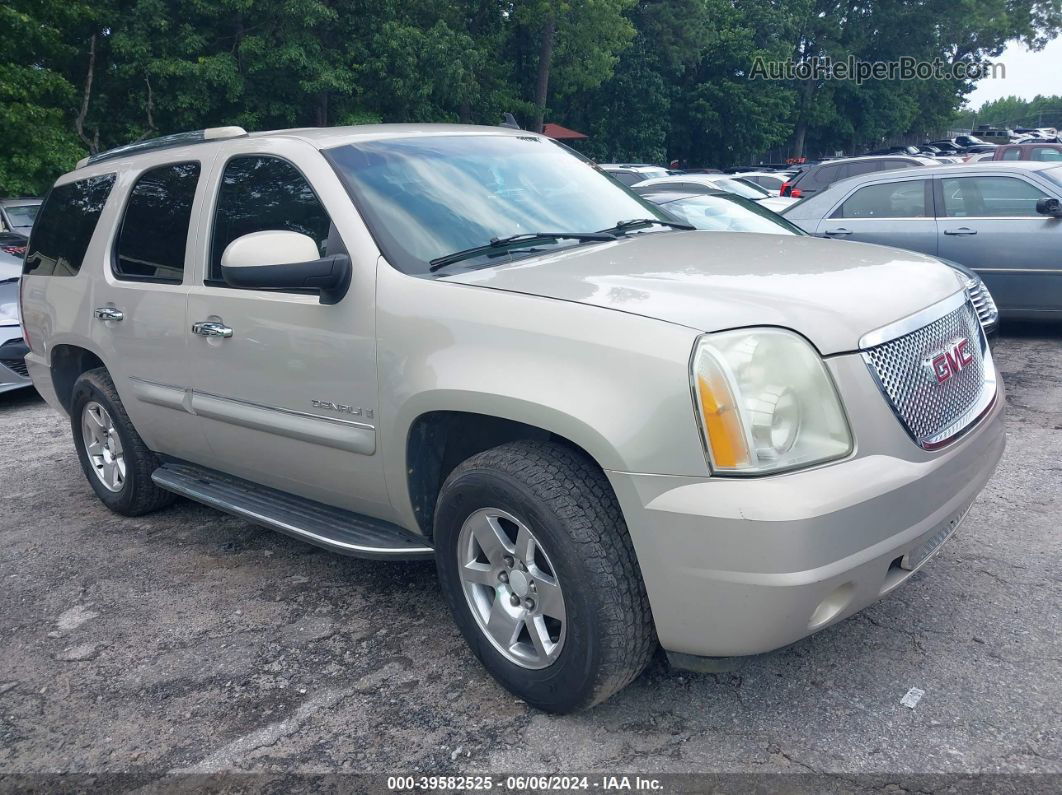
<box><xmin>428</xmin><ymin>231</ymin><xmax>617</xmax><ymax>272</ymax></box>
<box><xmin>598</xmin><ymin>218</ymin><xmax>694</xmax><ymax>235</ymax></box>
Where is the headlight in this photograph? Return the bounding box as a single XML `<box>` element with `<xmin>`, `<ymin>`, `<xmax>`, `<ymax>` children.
<box><xmin>0</xmin><ymin>280</ymin><xmax>20</xmax><ymax>327</ymax></box>
<box><xmin>691</xmin><ymin>328</ymin><xmax>852</xmax><ymax>474</ymax></box>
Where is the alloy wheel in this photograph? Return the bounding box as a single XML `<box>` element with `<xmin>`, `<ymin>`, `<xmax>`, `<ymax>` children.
<box><xmin>81</xmin><ymin>401</ymin><xmax>126</xmax><ymax>492</ymax></box>
<box><xmin>456</xmin><ymin>507</ymin><xmax>566</xmax><ymax>669</ymax></box>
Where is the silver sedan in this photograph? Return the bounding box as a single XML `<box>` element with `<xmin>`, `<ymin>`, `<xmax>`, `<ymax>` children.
<box><xmin>782</xmin><ymin>161</ymin><xmax>1062</xmax><ymax>321</ymax></box>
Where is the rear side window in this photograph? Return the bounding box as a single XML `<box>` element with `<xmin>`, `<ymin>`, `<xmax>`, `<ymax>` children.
<box><xmin>834</xmin><ymin>180</ymin><xmax>927</xmax><ymax>218</ymax></box>
<box><xmin>114</xmin><ymin>162</ymin><xmax>201</xmax><ymax>283</ymax></box>
<box><xmin>24</xmin><ymin>174</ymin><xmax>115</xmax><ymax>276</ymax></box>
<box><xmin>881</xmin><ymin>159</ymin><xmax>916</xmax><ymax>171</ymax></box>
<box><xmin>811</xmin><ymin>163</ymin><xmax>845</xmax><ymax>187</ymax></box>
<box><xmin>210</xmin><ymin>156</ymin><xmax>331</xmax><ymax>282</ymax></box>
<box><xmin>1001</xmin><ymin>148</ymin><xmax>1021</xmax><ymax>160</ymax></box>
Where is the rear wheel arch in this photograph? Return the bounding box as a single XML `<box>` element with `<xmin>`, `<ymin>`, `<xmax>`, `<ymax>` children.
<box><xmin>50</xmin><ymin>344</ymin><xmax>107</xmax><ymax>413</ymax></box>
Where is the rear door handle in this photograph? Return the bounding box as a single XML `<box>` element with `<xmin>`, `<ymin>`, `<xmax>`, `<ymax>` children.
<box><xmin>192</xmin><ymin>321</ymin><xmax>233</xmax><ymax>338</ymax></box>
<box><xmin>824</xmin><ymin>228</ymin><xmax>852</xmax><ymax>236</ymax></box>
<box><xmin>943</xmin><ymin>227</ymin><xmax>978</xmax><ymax>235</ymax></box>
<box><xmin>93</xmin><ymin>307</ymin><xmax>124</xmax><ymax>322</ymax></box>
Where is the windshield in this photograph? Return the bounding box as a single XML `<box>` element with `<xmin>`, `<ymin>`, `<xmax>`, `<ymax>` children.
<box><xmin>1042</xmin><ymin>164</ymin><xmax>1062</xmax><ymax>188</ymax></box>
<box><xmin>327</xmin><ymin>135</ymin><xmax>670</xmax><ymax>274</ymax></box>
<box><xmin>657</xmin><ymin>194</ymin><xmax>805</xmax><ymax>235</ymax></box>
<box><xmin>705</xmin><ymin>177</ymin><xmax>770</xmax><ymax>200</ymax></box>
<box><xmin>4</xmin><ymin>204</ymin><xmax>39</xmax><ymax>232</ymax></box>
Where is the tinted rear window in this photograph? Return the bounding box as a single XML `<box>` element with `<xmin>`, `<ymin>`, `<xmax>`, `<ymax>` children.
<box><xmin>115</xmin><ymin>162</ymin><xmax>200</xmax><ymax>283</ymax></box>
<box><xmin>24</xmin><ymin>174</ymin><xmax>115</xmax><ymax>276</ymax></box>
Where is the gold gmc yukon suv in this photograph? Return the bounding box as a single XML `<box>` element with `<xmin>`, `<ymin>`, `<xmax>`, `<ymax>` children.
<box><xmin>20</xmin><ymin>125</ymin><xmax>1005</xmax><ymax>712</ymax></box>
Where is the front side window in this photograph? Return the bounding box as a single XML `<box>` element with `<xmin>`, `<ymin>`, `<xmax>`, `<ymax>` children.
<box><xmin>326</xmin><ymin>135</ymin><xmax>669</xmax><ymax>274</ymax></box>
<box><xmin>114</xmin><ymin>162</ymin><xmax>200</xmax><ymax>282</ymax></box>
<box><xmin>835</xmin><ymin>180</ymin><xmax>927</xmax><ymax>219</ymax></box>
<box><xmin>24</xmin><ymin>174</ymin><xmax>115</xmax><ymax>277</ymax></box>
<box><xmin>210</xmin><ymin>156</ymin><xmax>332</xmax><ymax>282</ymax></box>
<box><xmin>940</xmin><ymin>176</ymin><xmax>1049</xmax><ymax>217</ymax></box>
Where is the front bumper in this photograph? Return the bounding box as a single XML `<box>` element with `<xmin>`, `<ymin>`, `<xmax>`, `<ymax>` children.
<box><xmin>0</xmin><ymin>328</ymin><xmax>32</xmax><ymax>394</ymax></box>
<box><xmin>607</xmin><ymin>377</ymin><xmax>1006</xmax><ymax>659</ymax></box>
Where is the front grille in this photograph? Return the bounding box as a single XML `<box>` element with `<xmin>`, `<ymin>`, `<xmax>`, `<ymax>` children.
<box><xmin>862</xmin><ymin>300</ymin><xmax>994</xmax><ymax>448</ymax></box>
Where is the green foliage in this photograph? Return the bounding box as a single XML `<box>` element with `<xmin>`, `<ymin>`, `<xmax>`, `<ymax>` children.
<box><xmin>2</xmin><ymin>0</ymin><xmax>1061</xmax><ymax>194</ymax></box>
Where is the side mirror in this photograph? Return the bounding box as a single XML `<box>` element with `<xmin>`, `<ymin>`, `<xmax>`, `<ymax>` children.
<box><xmin>1036</xmin><ymin>197</ymin><xmax>1062</xmax><ymax>218</ymax></box>
<box><xmin>220</xmin><ymin>230</ymin><xmax>351</xmax><ymax>305</ymax></box>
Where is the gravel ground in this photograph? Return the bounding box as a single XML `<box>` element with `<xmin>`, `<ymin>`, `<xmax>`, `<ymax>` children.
<box><xmin>0</xmin><ymin>326</ymin><xmax>1059</xmax><ymax>781</ymax></box>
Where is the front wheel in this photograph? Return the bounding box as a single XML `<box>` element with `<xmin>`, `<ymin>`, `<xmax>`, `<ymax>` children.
<box><xmin>434</xmin><ymin>440</ymin><xmax>655</xmax><ymax>713</ymax></box>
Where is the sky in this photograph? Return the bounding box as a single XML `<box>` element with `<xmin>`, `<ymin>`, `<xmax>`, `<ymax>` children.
<box><xmin>963</xmin><ymin>37</ymin><xmax>1062</xmax><ymax>109</ymax></box>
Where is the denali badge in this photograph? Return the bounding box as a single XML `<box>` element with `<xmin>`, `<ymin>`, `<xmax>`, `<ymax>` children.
<box><xmin>923</xmin><ymin>338</ymin><xmax>973</xmax><ymax>384</ymax></box>
<box><xmin>311</xmin><ymin>400</ymin><xmax>373</xmax><ymax>419</ymax></box>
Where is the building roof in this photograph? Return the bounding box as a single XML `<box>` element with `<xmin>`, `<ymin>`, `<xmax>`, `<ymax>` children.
<box><xmin>541</xmin><ymin>123</ymin><xmax>588</xmax><ymax>140</ymax></box>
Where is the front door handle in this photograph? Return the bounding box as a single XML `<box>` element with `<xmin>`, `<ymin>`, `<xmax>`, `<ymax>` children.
<box><xmin>824</xmin><ymin>228</ymin><xmax>853</xmax><ymax>236</ymax></box>
<box><xmin>192</xmin><ymin>321</ymin><xmax>233</xmax><ymax>339</ymax></box>
<box><xmin>93</xmin><ymin>306</ymin><xmax>124</xmax><ymax>322</ymax></box>
<box><xmin>943</xmin><ymin>227</ymin><xmax>978</xmax><ymax>236</ymax></box>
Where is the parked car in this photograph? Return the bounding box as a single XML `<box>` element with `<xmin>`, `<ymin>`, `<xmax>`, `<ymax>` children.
<box><xmin>729</xmin><ymin>171</ymin><xmax>791</xmax><ymax>195</ymax></box>
<box><xmin>991</xmin><ymin>143</ymin><xmax>1062</xmax><ymax>162</ymax></box>
<box><xmin>779</xmin><ymin>155</ymin><xmax>934</xmax><ymax>198</ymax></box>
<box><xmin>955</xmin><ymin>134</ymin><xmax>994</xmax><ymax>148</ymax></box>
<box><xmin>598</xmin><ymin>163</ymin><xmax>669</xmax><ymax>186</ymax></box>
<box><xmin>782</xmin><ymin>161</ymin><xmax>1062</xmax><ymax>320</ymax></box>
<box><xmin>964</xmin><ymin>152</ymin><xmax>997</xmax><ymax>163</ymax></box>
<box><xmin>1</xmin><ymin>232</ymin><xmax>32</xmax><ymax>393</ymax></box>
<box><xmin>21</xmin><ymin>124</ymin><xmax>1005</xmax><ymax>712</ymax></box>
<box><xmin>631</xmin><ymin>173</ymin><xmax>796</xmax><ymax>211</ymax></box>
<box><xmin>638</xmin><ymin>188</ymin><xmax>808</xmax><ymax>233</ymax></box>
<box><xmin>641</xmin><ymin>189</ymin><xmax>998</xmax><ymax>334</ymax></box>
<box><xmin>0</xmin><ymin>198</ymin><xmax>42</xmax><ymax>236</ymax></box>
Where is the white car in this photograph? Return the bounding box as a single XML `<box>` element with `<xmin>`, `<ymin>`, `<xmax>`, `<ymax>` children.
<box><xmin>730</xmin><ymin>170</ymin><xmax>794</xmax><ymax>196</ymax></box>
<box><xmin>632</xmin><ymin>173</ymin><xmax>798</xmax><ymax>211</ymax></box>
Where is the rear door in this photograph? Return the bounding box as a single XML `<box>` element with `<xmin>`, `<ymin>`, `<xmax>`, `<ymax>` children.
<box><xmin>935</xmin><ymin>173</ymin><xmax>1062</xmax><ymax>313</ymax></box>
<box><xmin>817</xmin><ymin>178</ymin><xmax>937</xmax><ymax>256</ymax></box>
<box><xmin>89</xmin><ymin>159</ymin><xmax>209</xmax><ymax>461</ymax></box>
<box><xmin>185</xmin><ymin>137</ymin><xmax>389</xmax><ymax>517</ymax></box>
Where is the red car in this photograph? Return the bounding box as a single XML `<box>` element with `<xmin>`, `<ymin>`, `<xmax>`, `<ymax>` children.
<box><xmin>990</xmin><ymin>143</ymin><xmax>1062</xmax><ymax>162</ymax></box>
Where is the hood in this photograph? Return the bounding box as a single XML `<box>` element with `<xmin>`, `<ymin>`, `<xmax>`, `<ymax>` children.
<box><xmin>444</xmin><ymin>231</ymin><xmax>962</xmax><ymax>355</ymax></box>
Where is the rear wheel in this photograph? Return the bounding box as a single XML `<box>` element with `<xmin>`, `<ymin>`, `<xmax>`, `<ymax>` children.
<box><xmin>70</xmin><ymin>368</ymin><xmax>175</xmax><ymax>516</ymax></box>
<box><xmin>434</xmin><ymin>440</ymin><xmax>655</xmax><ymax>713</ymax></box>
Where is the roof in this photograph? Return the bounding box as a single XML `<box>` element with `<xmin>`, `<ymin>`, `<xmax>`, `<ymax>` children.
<box><xmin>541</xmin><ymin>123</ymin><xmax>587</xmax><ymax>140</ymax></box>
<box><xmin>65</xmin><ymin>124</ymin><xmax>546</xmax><ymax>179</ymax></box>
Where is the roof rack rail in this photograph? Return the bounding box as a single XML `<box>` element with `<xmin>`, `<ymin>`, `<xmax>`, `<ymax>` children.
<box><xmin>77</xmin><ymin>126</ymin><xmax>248</xmax><ymax>168</ymax></box>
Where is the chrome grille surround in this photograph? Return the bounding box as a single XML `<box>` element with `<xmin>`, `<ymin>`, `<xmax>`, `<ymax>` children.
<box><xmin>860</xmin><ymin>291</ymin><xmax>996</xmax><ymax>450</ymax></box>
<box><xmin>964</xmin><ymin>278</ymin><xmax>998</xmax><ymax>330</ymax></box>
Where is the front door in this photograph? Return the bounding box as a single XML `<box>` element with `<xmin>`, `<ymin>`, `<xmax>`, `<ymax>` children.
<box><xmin>817</xmin><ymin>178</ymin><xmax>938</xmax><ymax>257</ymax></box>
<box><xmin>185</xmin><ymin>140</ymin><xmax>389</xmax><ymax>518</ymax></box>
<box><xmin>935</xmin><ymin>174</ymin><xmax>1062</xmax><ymax>314</ymax></box>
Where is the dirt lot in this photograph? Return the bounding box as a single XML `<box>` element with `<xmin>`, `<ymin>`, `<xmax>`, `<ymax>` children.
<box><xmin>0</xmin><ymin>326</ymin><xmax>1059</xmax><ymax>781</ymax></box>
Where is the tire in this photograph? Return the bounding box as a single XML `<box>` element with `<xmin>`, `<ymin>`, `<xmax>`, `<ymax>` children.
<box><xmin>70</xmin><ymin>367</ymin><xmax>175</xmax><ymax>516</ymax></box>
<box><xmin>434</xmin><ymin>440</ymin><xmax>655</xmax><ymax>713</ymax></box>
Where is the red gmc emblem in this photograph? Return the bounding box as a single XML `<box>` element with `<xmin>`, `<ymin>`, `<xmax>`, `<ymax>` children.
<box><xmin>924</xmin><ymin>338</ymin><xmax>974</xmax><ymax>384</ymax></box>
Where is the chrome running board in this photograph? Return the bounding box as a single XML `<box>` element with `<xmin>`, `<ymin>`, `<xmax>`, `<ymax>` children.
<box><xmin>152</xmin><ymin>462</ymin><xmax>434</xmax><ymax>560</ymax></box>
